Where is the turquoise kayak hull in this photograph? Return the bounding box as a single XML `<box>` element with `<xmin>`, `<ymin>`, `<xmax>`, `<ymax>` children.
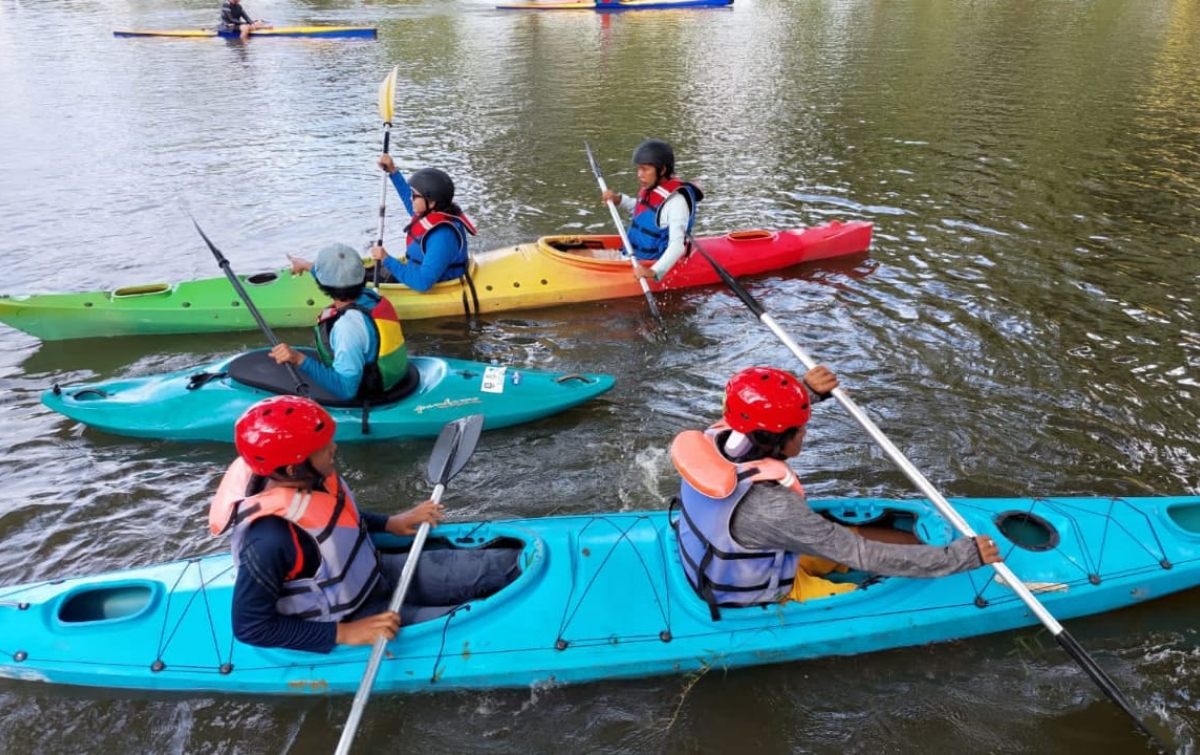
<box><xmin>41</xmin><ymin>350</ymin><xmax>614</xmax><ymax>443</ymax></box>
<box><xmin>1</xmin><ymin>496</ymin><xmax>1198</xmax><ymax>695</ymax></box>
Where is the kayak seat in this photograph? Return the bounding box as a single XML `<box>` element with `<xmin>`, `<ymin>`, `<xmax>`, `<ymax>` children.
<box><xmin>223</xmin><ymin>348</ymin><xmax>421</xmax><ymax>408</ymax></box>
<box><xmin>546</xmin><ymin>236</ymin><xmax>624</xmax><ymax>261</ymax></box>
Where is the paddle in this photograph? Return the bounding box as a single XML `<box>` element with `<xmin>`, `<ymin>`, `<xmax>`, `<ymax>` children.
<box><xmin>334</xmin><ymin>413</ymin><xmax>486</xmax><ymax>755</ymax></box>
<box><xmin>689</xmin><ymin>235</ymin><xmax>1173</xmax><ymax>753</ymax></box>
<box><xmin>583</xmin><ymin>141</ymin><xmax>663</xmax><ymax>322</ymax></box>
<box><xmin>188</xmin><ymin>214</ymin><xmax>310</xmax><ymax>397</ymax></box>
<box><xmin>372</xmin><ymin>66</ymin><xmax>398</xmax><ymax>288</ymax></box>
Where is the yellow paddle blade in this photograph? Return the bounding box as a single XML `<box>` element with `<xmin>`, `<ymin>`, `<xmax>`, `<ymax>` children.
<box><xmin>377</xmin><ymin>65</ymin><xmax>398</xmax><ymax>123</ymax></box>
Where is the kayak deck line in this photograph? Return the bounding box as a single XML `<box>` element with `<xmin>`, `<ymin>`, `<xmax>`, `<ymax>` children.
<box><xmin>0</xmin><ymin>222</ymin><xmax>872</xmax><ymax>341</ymax></box>
<box><xmin>2</xmin><ymin>496</ymin><xmax>1199</xmax><ymax>695</ymax></box>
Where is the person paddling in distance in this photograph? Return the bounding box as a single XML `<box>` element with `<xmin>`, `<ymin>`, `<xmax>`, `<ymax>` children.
<box><xmin>209</xmin><ymin>395</ymin><xmax>522</xmax><ymax>652</ymax></box>
<box><xmin>218</xmin><ymin>0</ymin><xmax>270</xmax><ymax>40</ymax></box>
<box><xmin>271</xmin><ymin>243</ymin><xmax>407</xmax><ymax>402</ymax></box>
<box><xmin>671</xmin><ymin>365</ymin><xmax>1002</xmax><ymax>618</ymax></box>
<box><xmin>600</xmin><ymin>139</ymin><xmax>704</xmax><ymax>283</ymax></box>
<box><xmin>367</xmin><ymin>155</ymin><xmax>477</xmax><ymax>292</ymax></box>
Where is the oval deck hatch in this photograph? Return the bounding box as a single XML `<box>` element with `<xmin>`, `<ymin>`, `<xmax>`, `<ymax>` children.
<box><xmin>995</xmin><ymin>511</ymin><xmax>1060</xmax><ymax>551</ymax></box>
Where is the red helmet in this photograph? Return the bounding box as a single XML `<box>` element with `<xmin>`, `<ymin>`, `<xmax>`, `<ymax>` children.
<box><xmin>234</xmin><ymin>396</ymin><xmax>336</xmax><ymax>476</ymax></box>
<box><xmin>723</xmin><ymin>367</ymin><xmax>811</xmax><ymax>434</ymax></box>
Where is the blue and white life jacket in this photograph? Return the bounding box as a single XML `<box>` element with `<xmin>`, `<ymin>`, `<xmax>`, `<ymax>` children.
<box><xmin>672</xmin><ymin>424</ymin><xmax>803</xmax><ymax>619</ymax></box>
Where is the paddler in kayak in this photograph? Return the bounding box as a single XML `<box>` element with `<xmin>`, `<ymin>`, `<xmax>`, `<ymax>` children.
<box><xmin>368</xmin><ymin>156</ymin><xmax>477</xmax><ymax>292</ymax></box>
<box><xmin>271</xmin><ymin>244</ymin><xmax>406</xmax><ymax>402</ymax></box>
<box><xmin>209</xmin><ymin>395</ymin><xmax>522</xmax><ymax>652</ymax></box>
<box><xmin>218</xmin><ymin>0</ymin><xmax>270</xmax><ymax>39</ymax></box>
<box><xmin>671</xmin><ymin>366</ymin><xmax>1002</xmax><ymax>619</ymax></box>
<box><xmin>600</xmin><ymin>139</ymin><xmax>704</xmax><ymax>282</ymax></box>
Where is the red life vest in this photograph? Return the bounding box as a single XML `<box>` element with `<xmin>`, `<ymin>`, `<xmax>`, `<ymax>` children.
<box><xmin>628</xmin><ymin>178</ymin><xmax>701</xmax><ymax>261</ymax></box>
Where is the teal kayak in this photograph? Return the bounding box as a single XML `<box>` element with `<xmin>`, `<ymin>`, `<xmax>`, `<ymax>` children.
<box><xmin>41</xmin><ymin>349</ymin><xmax>614</xmax><ymax>443</ymax></box>
<box><xmin>0</xmin><ymin>495</ymin><xmax>1197</xmax><ymax>694</ymax></box>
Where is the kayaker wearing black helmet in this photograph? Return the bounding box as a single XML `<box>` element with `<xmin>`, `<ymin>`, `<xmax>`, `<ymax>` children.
<box><xmin>217</xmin><ymin>0</ymin><xmax>270</xmax><ymax>40</ymax></box>
<box><xmin>600</xmin><ymin>139</ymin><xmax>704</xmax><ymax>282</ymax></box>
<box><xmin>369</xmin><ymin>155</ymin><xmax>478</xmax><ymax>292</ymax></box>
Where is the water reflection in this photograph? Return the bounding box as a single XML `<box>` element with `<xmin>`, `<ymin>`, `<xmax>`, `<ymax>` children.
<box><xmin>2</xmin><ymin>0</ymin><xmax>1200</xmax><ymax>753</ymax></box>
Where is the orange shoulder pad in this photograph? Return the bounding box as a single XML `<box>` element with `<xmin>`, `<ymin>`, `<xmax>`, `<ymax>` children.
<box><xmin>670</xmin><ymin>430</ymin><xmax>738</xmax><ymax>498</ymax></box>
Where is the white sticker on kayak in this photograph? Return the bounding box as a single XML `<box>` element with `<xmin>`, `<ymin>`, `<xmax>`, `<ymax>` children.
<box><xmin>481</xmin><ymin>365</ymin><xmax>506</xmax><ymax>394</ymax></box>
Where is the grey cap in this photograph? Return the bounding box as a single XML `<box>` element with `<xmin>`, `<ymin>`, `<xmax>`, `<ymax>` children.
<box><xmin>310</xmin><ymin>243</ymin><xmax>365</xmax><ymax>288</ymax></box>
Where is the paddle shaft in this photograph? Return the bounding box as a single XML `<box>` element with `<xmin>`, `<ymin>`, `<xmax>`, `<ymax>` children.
<box><xmin>334</xmin><ymin>483</ymin><xmax>443</xmax><ymax>755</ymax></box>
<box><xmin>189</xmin><ymin>217</ymin><xmax>309</xmax><ymax>396</ymax></box>
<box><xmin>373</xmin><ymin>126</ymin><xmax>392</xmax><ymax>288</ymax></box>
<box><xmin>583</xmin><ymin>142</ymin><xmax>662</xmax><ymax>320</ymax></box>
<box><xmin>693</xmin><ymin>240</ymin><xmax>1170</xmax><ymax>752</ymax></box>
<box><xmin>335</xmin><ymin>413</ymin><xmax>483</xmax><ymax>755</ymax></box>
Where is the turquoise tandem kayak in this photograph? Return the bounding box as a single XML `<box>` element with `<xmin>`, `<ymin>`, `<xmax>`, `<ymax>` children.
<box><xmin>0</xmin><ymin>495</ymin><xmax>1198</xmax><ymax>695</ymax></box>
<box><xmin>41</xmin><ymin>349</ymin><xmax>614</xmax><ymax>443</ymax></box>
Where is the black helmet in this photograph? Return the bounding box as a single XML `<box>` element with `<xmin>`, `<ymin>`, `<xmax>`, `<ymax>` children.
<box><xmin>631</xmin><ymin>139</ymin><xmax>675</xmax><ymax>177</ymax></box>
<box><xmin>408</xmin><ymin>168</ymin><xmax>455</xmax><ymax>207</ymax></box>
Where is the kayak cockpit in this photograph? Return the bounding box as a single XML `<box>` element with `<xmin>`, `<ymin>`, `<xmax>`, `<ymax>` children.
<box><xmin>220</xmin><ymin>349</ymin><xmax>422</xmax><ymax>408</ymax></box>
<box><xmin>55</xmin><ymin>582</ymin><xmax>162</xmax><ymax>626</ymax></box>
<box><xmin>662</xmin><ymin>498</ymin><xmax>959</xmax><ymax>622</ymax></box>
<box><xmin>366</xmin><ymin>522</ymin><xmax>545</xmax><ymax>627</ymax></box>
<box><xmin>540</xmin><ymin>235</ymin><xmax>626</xmax><ymax>262</ymax></box>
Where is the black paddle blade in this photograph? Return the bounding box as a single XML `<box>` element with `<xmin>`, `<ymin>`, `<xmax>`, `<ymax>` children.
<box><xmin>427</xmin><ymin>413</ymin><xmax>485</xmax><ymax>486</ymax></box>
<box><xmin>689</xmin><ymin>234</ymin><xmax>766</xmax><ymax>318</ymax></box>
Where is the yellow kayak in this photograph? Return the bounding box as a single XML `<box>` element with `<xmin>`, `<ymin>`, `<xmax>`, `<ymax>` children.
<box><xmin>112</xmin><ymin>26</ymin><xmax>377</xmax><ymax>39</ymax></box>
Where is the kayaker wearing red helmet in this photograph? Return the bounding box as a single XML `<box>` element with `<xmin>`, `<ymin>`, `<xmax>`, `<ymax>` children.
<box><xmin>369</xmin><ymin>156</ymin><xmax>478</xmax><ymax>292</ymax></box>
<box><xmin>671</xmin><ymin>366</ymin><xmax>1001</xmax><ymax>619</ymax></box>
<box><xmin>600</xmin><ymin>139</ymin><xmax>704</xmax><ymax>282</ymax></box>
<box><xmin>208</xmin><ymin>395</ymin><xmax>521</xmax><ymax>653</ymax></box>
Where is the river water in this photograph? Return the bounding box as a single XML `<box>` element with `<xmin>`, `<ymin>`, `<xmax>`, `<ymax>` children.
<box><xmin>1</xmin><ymin>0</ymin><xmax>1199</xmax><ymax>753</ymax></box>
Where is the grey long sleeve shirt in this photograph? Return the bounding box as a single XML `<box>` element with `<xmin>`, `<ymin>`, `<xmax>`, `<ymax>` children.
<box><xmin>730</xmin><ymin>482</ymin><xmax>984</xmax><ymax>579</ymax></box>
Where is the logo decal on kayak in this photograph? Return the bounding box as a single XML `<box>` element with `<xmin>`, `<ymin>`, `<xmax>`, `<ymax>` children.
<box><xmin>481</xmin><ymin>365</ymin><xmax>507</xmax><ymax>394</ymax></box>
<box><xmin>414</xmin><ymin>397</ymin><xmax>483</xmax><ymax>414</ymax></box>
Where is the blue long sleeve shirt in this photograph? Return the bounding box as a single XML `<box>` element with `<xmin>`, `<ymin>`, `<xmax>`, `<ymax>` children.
<box><xmin>296</xmin><ymin>306</ymin><xmax>376</xmax><ymax>401</ymax></box>
<box><xmin>383</xmin><ymin>172</ymin><xmax>466</xmax><ymax>292</ymax></box>
<box><xmin>231</xmin><ymin>511</ymin><xmax>389</xmax><ymax>654</ymax></box>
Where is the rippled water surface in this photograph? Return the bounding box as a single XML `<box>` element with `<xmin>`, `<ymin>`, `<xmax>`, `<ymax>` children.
<box><xmin>2</xmin><ymin>0</ymin><xmax>1200</xmax><ymax>753</ymax></box>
